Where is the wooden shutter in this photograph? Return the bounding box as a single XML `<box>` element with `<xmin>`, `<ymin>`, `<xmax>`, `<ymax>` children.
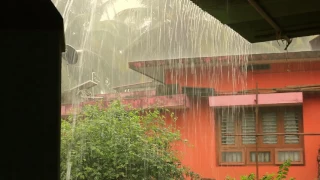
<box><xmin>220</xmin><ymin>110</ymin><xmax>235</xmax><ymax>145</ymax></box>
<box><xmin>242</xmin><ymin>111</ymin><xmax>256</xmax><ymax>144</ymax></box>
<box><xmin>284</xmin><ymin>111</ymin><xmax>301</xmax><ymax>144</ymax></box>
<box><xmin>262</xmin><ymin>112</ymin><xmax>277</xmax><ymax>144</ymax></box>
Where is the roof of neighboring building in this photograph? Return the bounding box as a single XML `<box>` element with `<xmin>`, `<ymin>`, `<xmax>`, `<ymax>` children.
<box><xmin>112</xmin><ymin>81</ymin><xmax>159</xmax><ymax>92</ymax></box>
<box><xmin>310</xmin><ymin>36</ymin><xmax>320</xmax><ymax>50</ymax></box>
<box><xmin>128</xmin><ymin>51</ymin><xmax>320</xmax><ymax>83</ymax></box>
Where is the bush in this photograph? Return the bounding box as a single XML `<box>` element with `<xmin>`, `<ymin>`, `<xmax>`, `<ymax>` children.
<box><xmin>61</xmin><ymin>101</ymin><xmax>200</xmax><ymax>180</ymax></box>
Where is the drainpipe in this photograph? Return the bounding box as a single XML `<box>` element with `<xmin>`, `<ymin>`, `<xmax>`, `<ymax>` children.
<box><xmin>255</xmin><ymin>83</ymin><xmax>259</xmax><ymax>180</ymax></box>
<box><xmin>247</xmin><ymin>0</ymin><xmax>292</xmax><ymax>50</ymax></box>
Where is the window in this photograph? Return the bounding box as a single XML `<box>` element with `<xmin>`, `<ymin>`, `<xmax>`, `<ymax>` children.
<box><xmin>216</xmin><ymin>106</ymin><xmax>303</xmax><ymax>165</ymax></box>
<box><xmin>275</xmin><ymin>148</ymin><xmax>304</xmax><ymax>165</ymax></box>
<box><xmin>220</xmin><ymin>150</ymin><xmax>245</xmax><ymax>165</ymax></box>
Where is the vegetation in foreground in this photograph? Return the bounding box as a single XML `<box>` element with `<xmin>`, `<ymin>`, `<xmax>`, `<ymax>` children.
<box><xmin>61</xmin><ymin>101</ymin><xmax>200</xmax><ymax>180</ymax></box>
<box><xmin>225</xmin><ymin>160</ymin><xmax>295</xmax><ymax>180</ymax></box>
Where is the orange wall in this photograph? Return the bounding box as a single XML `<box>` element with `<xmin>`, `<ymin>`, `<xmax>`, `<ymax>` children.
<box><xmin>165</xmin><ymin>61</ymin><xmax>320</xmax><ymax>180</ymax></box>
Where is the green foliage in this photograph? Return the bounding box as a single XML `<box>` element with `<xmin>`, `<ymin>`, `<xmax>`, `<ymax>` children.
<box><xmin>225</xmin><ymin>160</ymin><xmax>295</xmax><ymax>180</ymax></box>
<box><xmin>61</xmin><ymin>100</ymin><xmax>200</xmax><ymax>180</ymax></box>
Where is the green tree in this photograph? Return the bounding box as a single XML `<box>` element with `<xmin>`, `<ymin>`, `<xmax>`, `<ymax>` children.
<box><xmin>61</xmin><ymin>101</ymin><xmax>200</xmax><ymax>180</ymax></box>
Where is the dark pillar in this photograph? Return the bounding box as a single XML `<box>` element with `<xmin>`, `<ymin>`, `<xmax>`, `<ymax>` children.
<box><xmin>1</xmin><ymin>1</ymin><xmax>64</xmax><ymax>179</ymax></box>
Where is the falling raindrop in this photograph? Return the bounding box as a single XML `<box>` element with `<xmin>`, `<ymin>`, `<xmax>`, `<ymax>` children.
<box><xmin>55</xmin><ymin>0</ymin><xmax>317</xmax><ymax>179</ymax></box>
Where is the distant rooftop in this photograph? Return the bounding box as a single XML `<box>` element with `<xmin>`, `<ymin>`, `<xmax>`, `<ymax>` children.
<box><xmin>128</xmin><ymin>51</ymin><xmax>320</xmax><ymax>83</ymax></box>
<box><xmin>112</xmin><ymin>81</ymin><xmax>159</xmax><ymax>92</ymax></box>
<box><xmin>310</xmin><ymin>36</ymin><xmax>320</xmax><ymax>50</ymax></box>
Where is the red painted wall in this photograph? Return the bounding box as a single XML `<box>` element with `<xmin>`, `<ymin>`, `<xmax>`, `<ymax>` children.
<box><xmin>165</xmin><ymin>61</ymin><xmax>320</xmax><ymax>180</ymax></box>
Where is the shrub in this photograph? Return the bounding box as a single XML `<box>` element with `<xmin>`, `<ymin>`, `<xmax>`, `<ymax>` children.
<box><xmin>61</xmin><ymin>101</ymin><xmax>200</xmax><ymax>180</ymax></box>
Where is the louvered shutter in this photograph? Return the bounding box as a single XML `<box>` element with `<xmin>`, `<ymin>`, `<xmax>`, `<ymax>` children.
<box><xmin>242</xmin><ymin>111</ymin><xmax>256</xmax><ymax>144</ymax></box>
<box><xmin>221</xmin><ymin>110</ymin><xmax>235</xmax><ymax>145</ymax></box>
<box><xmin>262</xmin><ymin>112</ymin><xmax>277</xmax><ymax>144</ymax></box>
<box><xmin>284</xmin><ymin>111</ymin><xmax>300</xmax><ymax>144</ymax></box>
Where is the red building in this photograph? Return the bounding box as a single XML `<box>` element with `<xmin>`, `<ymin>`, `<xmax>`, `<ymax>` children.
<box><xmin>62</xmin><ymin>51</ymin><xmax>320</xmax><ymax>180</ymax></box>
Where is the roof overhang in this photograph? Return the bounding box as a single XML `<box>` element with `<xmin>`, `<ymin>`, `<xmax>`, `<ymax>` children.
<box><xmin>190</xmin><ymin>0</ymin><xmax>320</xmax><ymax>43</ymax></box>
<box><xmin>128</xmin><ymin>51</ymin><xmax>320</xmax><ymax>84</ymax></box>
